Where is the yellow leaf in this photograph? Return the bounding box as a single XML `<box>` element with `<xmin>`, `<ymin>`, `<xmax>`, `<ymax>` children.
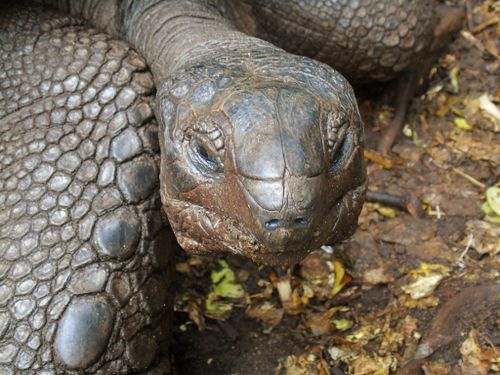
<box><xmin>453</xmin><ymin>117</ymin><xmax>472</xmax><ymax>131</ymax></box>
<box><xmin>478</xmin><ymin>93</ymin><xmax>500</xmax><ymax>123</ymax></box>
<box><xmin>345</xmin><ymin>325</ymin><xmax>379</xmax><ymax>344</ymax></box>
<box><xmin>449</xmin><ymin>66</ymin><xmax>460</xmax><ymax>93</ymax></box>
<box><xmin>373</xmin><ymin>203</ymin><xmax>397</xmax><ymax>218</ymax></box>
<box><xmin>402</xmin><ymin>263</ymin><xmax>449</xmax><ymax>300</ymax></box>
<box><xmin>329</xmin><ymin>260</ymin><xmax>351</xmax><ymax>298</ymax></box>
<box><xmin>482</xmin><ymin>202</ymin><xmax>500</xmax><ymax>224</ymax></box>
<box><xmin>450</xmin><ymin>105</ymin><xmax>464</xmax><ymax>117</ymax></box>
<box><xmin>409</xmin><ymin>262</ymin><xmax>449</xmax><ymax>277</ymax></box>
<box><xmin>364</xmin><ymin>149</ymin><xmax>394</xmax><ymax>169</ymax></box>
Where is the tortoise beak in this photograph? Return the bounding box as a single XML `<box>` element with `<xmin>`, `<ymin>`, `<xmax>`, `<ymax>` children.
<box><xmin>240</xmin><ymin>174</ymin><xmax>323</xmax><ymax>253</ymax></box>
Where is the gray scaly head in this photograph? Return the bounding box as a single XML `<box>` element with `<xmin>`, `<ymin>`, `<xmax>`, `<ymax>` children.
<box><xmin>156</xmin><ymin>53</ymin><xmax>367</xmax><ymax>265</ymax></box>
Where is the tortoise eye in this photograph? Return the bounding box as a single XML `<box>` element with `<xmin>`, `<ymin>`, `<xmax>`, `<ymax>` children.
<box><xmin>183</xmin><ymin>114</ymin><xmax>227</xmax><ymax>178</ymax></box>
<box><xmin>197</xmin><ymin>145</ymin><xmax>211</xmax><ymax>162</ymax></box>
<box><xmin>325</xmin><ymin>111</ymin><xmax>353</xmax><ymax>172</ymax></box>
<box><xmin>195</xmin><ymin>142</ymin><xmax>220</xmax><ymax>171</ymax></box>
<box><xmin>330</xmin><ymin>128</ymin><xmax>353</xmax><ymax>173</ymax></box>
<box><xmin>188</xmin><ymin>134</ymin><xmax>224</xmax><ymax>176</ymax></box>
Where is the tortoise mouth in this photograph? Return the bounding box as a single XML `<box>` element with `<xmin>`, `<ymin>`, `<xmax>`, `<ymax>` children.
<box><xmin>160</xmin><ymin>179</ymin><xmax>367</xmax><ymax>266</ymax></box>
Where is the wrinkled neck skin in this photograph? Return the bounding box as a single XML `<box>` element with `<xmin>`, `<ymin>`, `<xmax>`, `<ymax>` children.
<box><xmin>41</xmin><ymin>0</ymin><xmax>263</xmax><ymax>81</ymax></box>
<box><xmin>121</xmin><ymin>0</ymin><xmax>255</xmax><ymax>81</ymax></box>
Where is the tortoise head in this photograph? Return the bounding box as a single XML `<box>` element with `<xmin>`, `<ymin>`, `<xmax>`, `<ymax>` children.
<box><xmin>156</xmin><ymin>60</ymin><xmax>367</xmax><ymax>265</ymax></box>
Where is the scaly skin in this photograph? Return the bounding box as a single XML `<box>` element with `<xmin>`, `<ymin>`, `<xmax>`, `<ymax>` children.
<box><xmin>0</xmin><ymin>0</ymin><xmax>437</xmax><ymax>373</ymax></box>
<box><xmin>250</xmin><ymin>0</ymin><xmax>437</xmax><ymax>82</ymax></box>
<box><xmin>0</xmin><ymin>4</ymin><xmax>173</xmax><ymax>373</ymax></box>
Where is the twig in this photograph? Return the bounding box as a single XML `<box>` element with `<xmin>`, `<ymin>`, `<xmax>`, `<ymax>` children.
<box><xmin>465</xmin><ymin>0</ymin><xmax>474</xmax><ymax>31</ymax></box>
<box><xmin>452</xmin><ymin>167</ymin><xmax>486</xmax><ymax>189</ymax></box>
<box><xmin>470</xmin><ymin>16</ymin><xmax>500</xmax><ymax>34</ymax></box>
<box><xmin>461</xmin><ymin>30</ymin><xmax>500</xmax><ymax>60</ymax></box>
<box><xmin>457</xmin><ymin>234</ymin><xmax>474</xmax><ymax>269</ymax></box>
<box><xmin>366</xmin><ymin>191</ymin><xmax>424</xmax><ymax>218</ymax></box>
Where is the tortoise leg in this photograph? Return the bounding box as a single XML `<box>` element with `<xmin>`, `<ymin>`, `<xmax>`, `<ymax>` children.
<box><xmin>377</xmin><ymin>5</ymin><xmax>466</xmax><ymax>154</ymax></box>
<box><xmin>376</xmin><ymin>68</ymin><xmax>420</xmax><ymax>154</ymax></box>
<box><xmin>0</xmin><ymin>4</ymin><xmax>174</xmax><ymax>373</ymax></box>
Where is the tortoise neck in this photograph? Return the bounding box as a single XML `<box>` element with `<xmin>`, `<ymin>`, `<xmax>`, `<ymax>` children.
<box><xmin>41</xmin><ymin>0</ymin><xmax>281</xmax><ymax>83</ymax></box>
<box><xmin>119</xmin><ymin>0</ymin><xmax>240</xmax><ymax>81</ymax></box>
<box><xmin>40</xmin><ymin>0</ymin><xmax>120</xmax><ymax>36</ymax></box>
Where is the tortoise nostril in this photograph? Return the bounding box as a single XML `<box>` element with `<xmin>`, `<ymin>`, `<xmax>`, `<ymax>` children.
<box><xmin>265</xmin><ymin>219</ymin><xmax>282</xmax><ymax>231</ymax></box>
<box><xmin>294</xmin><ymin>217</ymin><xmax>308</xmax><ymax>227</ymax></box>
<box><xmin>264</xmin><ymin>218</ymin><xmax>309</xmax><ymax>230</ymax></box>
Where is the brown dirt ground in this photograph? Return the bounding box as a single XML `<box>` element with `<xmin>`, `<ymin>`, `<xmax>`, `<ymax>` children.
<box><xmin>171</xmin><ymin>1</ymin><xmax>500</xmax><ymax>374</ymax></box>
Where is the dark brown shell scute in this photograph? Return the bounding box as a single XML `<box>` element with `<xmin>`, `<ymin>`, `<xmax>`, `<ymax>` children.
<box><xmin>252</xmin><ymin>0</ymin><xmax>436</xmax><ymax>82</ymax></box>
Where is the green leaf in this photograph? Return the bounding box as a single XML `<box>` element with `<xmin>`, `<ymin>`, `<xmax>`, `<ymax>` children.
<box><xmin>482</xmin><ymin>202</ymin><xmax>500</xmax><ymax>224</ymax></box>
<box><xmin>332</xmin><ymin>319</ymin><xmax>353</xmax><ymax>331</ymax></box>
<box><xmin>211</xmin><ymin>260</ymin><xmax>245</xmax><ymax>299</ymax></box>
<box><xmin>205</xmin><ymin>292</ymin><xmax>233</xmax><ymax>317</ymax></box>
<box><xmin>486</xmin><ymin>186</ymin><xmax>500</xmax><ymax>216</ymax></box>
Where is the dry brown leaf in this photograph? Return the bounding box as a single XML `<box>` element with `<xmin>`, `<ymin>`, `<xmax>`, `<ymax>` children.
<box><xmin>422</xmin><ymin>361</ymin><xmax>451</xmax><ymax>375</ymax></box>
<box><xmin>187</xmin><ymin>300</ymin><xmax>206</xmax><ymax>331</ymax></box>
<box><xmin>463</xmin><ymin>219</ymin><xmax>500</xmax><ymax>257</ymax></box>
<box><xmin>278</xmin><ymin>347</ymin><xmax>331</xmax><ymax>375</ymax></box>
<box><xmin>401</xmin><ymin>263</ymin><xmax>449</xmax><ymax>300</ymax></box>
<box><xmin>246</xmin><ymin>302</ymin><xmax>284</xmax><ymax>327</ymax></box>
<box><xmin>348</xmin><ymin>354</ymin><xmax>396</xmax><ymax>375</ymax></box>
<box><xmin>299</xmin><ymin>253</ymin><xmax>330</xmax><ymax>281</ymax></box>
<box><xmin>362</xmin><ymin>267</ymin><xmax>395</xmax><ymax>285</ymax></box>
<box><xmin>303</xmin><ymin>306</ymin><xmax>348</xmax><ymax>336</ymax></box>
<box><xmin>458</xmin><ymin>330</ymin><xmax>497</xmax><ymax>375</ymax></box>
<box><xmin>175</xmin><ymin>262</ymin><xmax>191</xmax><ymax>273</ymax></box>
<box><xmin>397</xmin><ymin>315</ymin><xmax>419</xmax><ymax>340</ymax></box>
<box><xmin>364</xmin><ymin>149</ymin><xmax>394</xmax><ymax>169</ymax></box>
<box><xmin>449</xmin><ymin>132</ymin><xmax>500</xmax><ymax>165</ymax></box>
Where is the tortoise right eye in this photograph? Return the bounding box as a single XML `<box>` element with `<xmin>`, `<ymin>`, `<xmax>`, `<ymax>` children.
<box><xmin>188</xmin><ymin>136</ymin><xmax>224</xmax><ymax>176</ymax></box>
